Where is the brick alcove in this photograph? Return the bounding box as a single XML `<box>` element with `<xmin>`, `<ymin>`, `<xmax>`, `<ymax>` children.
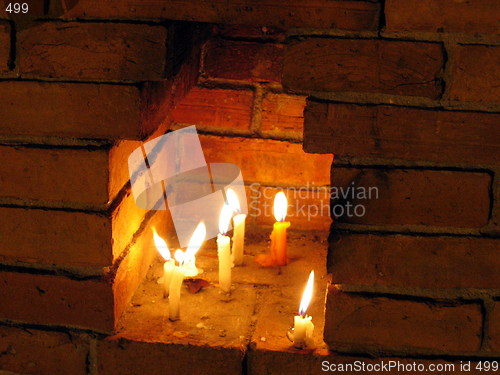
<box><xmin>0</xmin><ymin>1</ymin><xmax>499</xmax><ymax>375</ymax></box>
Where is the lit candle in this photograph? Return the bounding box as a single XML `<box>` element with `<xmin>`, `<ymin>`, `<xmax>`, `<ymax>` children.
<box><xmin>153</xmin><ymin>230</ymin><xmax>175</xmax><ymax>298</ymax></box>
<box><xmin>217</xmin><ymin>204</ymin><xmax>232</xmax><ymax>293</ymax></box>
<box><xmin>255</xmin><ymin>191</ymin><xmax>290</xmax><ymax>267</ymax></box>
<box><xmin>168</xmin><ymin>222</ymin><xmax>206</xmax><ymax>321</ymax></box>
<box><xmin>226</xmin><ymin>189</ymin><xmax>246</xmax><ymax>266</ymax></box>
<box><xmin>292</xmin><ymin>270</ymin><xmax>315</xmax><ymax>349</ymax></box>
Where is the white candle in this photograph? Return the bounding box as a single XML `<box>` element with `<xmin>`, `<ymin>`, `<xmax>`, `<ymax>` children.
<box><xmin>226</xmin><ymin>189</ymin><xmax>246</xmax><ymax>266</ymax></box>
<box><xmin>167</xmin><ymin>222</ymin><xmax>206</xmax><ymax>321</ymax></box>
<box><xmin>153</xmin><ymin>230</ymin><xmax>175</xmax><ymax>298</ymax></box>
<box><xmin>293</xmin><ymin>270</ymin><xmax>315</xmax><ymax>349</ymax></box>
<box><xmin>231</xmin><ymin>213</ymin><xmax>246</xmax><ymax>266</ymax></box>
<box><xmin>169</xmin><ymin>252</ymin><xmax>185</xmax><ymax>321</ymax></box>
<box><xmin>162</xmin><ymin>259</ymin><xmax>176</xmax><ymax>298</ymax></box>
<box><xmin>218</xmin><ymin>204</ymin><xmax>232</xmax><ymax>293</ymax></box>
<box><xmin>293</xmin><ymin>315</ymin><xmax>314</xmax><ymax>349</ymax></box>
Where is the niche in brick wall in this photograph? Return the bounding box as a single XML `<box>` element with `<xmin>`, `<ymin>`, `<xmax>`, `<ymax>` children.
<box><xmin>104</xmin><ymin>23</ymin><xmax>335</xmax><ymax>371</ymax></box>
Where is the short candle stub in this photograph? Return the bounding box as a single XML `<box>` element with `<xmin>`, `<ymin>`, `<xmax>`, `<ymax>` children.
<box><xmin>290</xmin><ymin>270</ymin><xmax>315</xmax><ymax>349</ymax></box>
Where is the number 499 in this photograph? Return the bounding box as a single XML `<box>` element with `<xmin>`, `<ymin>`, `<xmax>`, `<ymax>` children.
<box><xmin>5</xmin><ymin>3</ymin><xmax>29</xmax><ymax>14</ymax></box>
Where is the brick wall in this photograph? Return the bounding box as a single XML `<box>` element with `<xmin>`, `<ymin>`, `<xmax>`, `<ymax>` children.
<box><xmin>0</xmin><ymin>14</ymin><xmax>206</xmax><ymax>373</ymax></box>
<box><xmin>0</xmin><ymin>1</ymin><xmax>498</xmax><ymax>374</ymax></box>
<box><xmin>281</xmin><ymin>0</ymin><xmax>500</xmax><ymax>363</ymax></box>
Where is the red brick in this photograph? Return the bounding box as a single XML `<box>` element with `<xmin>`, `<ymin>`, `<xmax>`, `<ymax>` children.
<box><xmin>254</xmin><ymin>186</ymin><xmax>331</xmax><ymax>230</ymax></box>
<box><xmin>0</xmin><ymin>21</ymin><xmax>9</xmax><ymax>73</ymax></box>
<box><xmin>0</xmin><ymin>271</ymin><xmax>114</xmax><ymax>332</ymax></box>
<box><xmin>330</xmin><ymin>167</ymin><xmax>491</xmax><ymax>228</ymax></box>
<box><xmin>448</xmin><ymin>45</ymin><xmax>500</xmax><ymax>103</ymax></box>
<box><xmin>284</xmin><ymin>38</ymin><xmax>444</xmax><ymax>99</ymax></box>
<box><xmin>172</xmin><ymin>87</ymin><xmax>253</xmax><ymax>131</ymax></box>
<box><xmin>97</xmin><ymin>337</ymin><xmax>243</xmax><ymax>375</ymax></box>
<box><xmin>199</xmin><ymin>135</ymin><xmax>332</xmax><ymax>186</ymax></box>
<box><xmin>63</xmin><ymin>0</ymin><xmax>380</xmax><ymax>31</ymax></box>
<box><xmin>204</xmin><ymin>39</ymin><xmax>283</xmax><ymax>83</ymax></box>
<box><xmin>330</xmin><ymin>233</ymin><xmax>500</xmax><ymax>289</ymax></box>
<box><xmin>385</xmin><ymin>0</ymin><xmax>500</xmax><ymax>34</ymax></box>
<box><xmin>261</xmin><ymin>92</ymin><xmax>306</xmax><ymax>137</ymax></box>
<box><xmin>0</xmin><ymin>207</ymin><xmax>112</xmax><ymax>268</ymax></box>
<box><xmin>0</xmin><ymin>326</ymin><xmax>88</xmax><ymax>375</ymax></box>
<box><xmin>0</xmin><ymin>81</ymin><xmax>155</xmax><ymax>140</ymax></box>
<box><xmin>325</xmin><ymin>290</ymin><xmax>482</xmax><ymax>353</ymax></box>
<box><xmin>0</xmin><ymin>145</ymin><xmax>111</xmax><ymax>208</ymax></box>
<box><xmin>491</xmin><ymin>301</ymin><xmax>500</xmax><ymax>352</ymax></box>
<box><xmin>0</xmin><ymin>187</ymin><xmax>151</xmax><ymax>271</ymax></box>
<box><xmin>18</xmin><ymin>21</ymin><xmax>168</xmax><ymax>81</ymax></box>
<box><xmin>304</xmin><ymin>101</ymin><xmax>500</xmax><ymax>166</ymax></box>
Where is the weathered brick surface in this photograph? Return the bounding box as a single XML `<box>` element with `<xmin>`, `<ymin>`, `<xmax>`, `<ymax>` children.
<box><xmin>0</xmin><ymin>271</ymin><xmax>114</xmax><ymax>332</ymax></box>
<box><xmin>283</xmin><ymin>38</ymin><xmax>444</xmax><ymax>99</ymax></box>
<box><xmin>261</xmin><ymin>92</ymin><xmax>306</xmax><ymax>138</ymax></box>
<box><xmin>204</xmin><ymin>39</ymin><xmax>283</xmax><ymax>83</ymax></box>
<box><xmin>385</xmin><ymin>0</ymin><xmax>500</xmax><ymax>34</ymax></box>
<box><xmin>491</xmin><ymin>301</ymin><xmax>500</xmax><ymax>352</ymax></box>
<box><xmin>171</xmin><ymin>87</ymin><xmax>253</xmax><ymax>130</ymax></box>
<box><xmin>448</xmin><ymin>45</ymin><xmax>500</xmax><ymax>103</ymax></box>
<box><xmin>0</xmin><ymin>186</ymin><xmax>151</xmax><ymax>270</ymax></box>
<box><xmin>330</xmin><ymin>167</ymin><xmax>491</xmax><ymax>228</ymax></box>
<box><xmin>330</xmin><ymin>233</ymin><xmax>500</xmax><ymax>289</ymax></box>
<box><xmin>304</xmin><ymin>101</ymin><xmax>500</xmax><ymax>166</ymax></box>
<box><xmin>97</xmin><ymin>337</ymin><xmax>243</xmax><ymax>375</ymax></box>
<box><xmin>0</xmin><ymin>81</ymin><xmax>150</xmax><ymax>140</ymax></box>
<box><xmin>254</xmin><ymin>185</ymin><xmax>331</xmax><ymax>230</ymax></box>
<box><xmin>18</xmin><ymin>21</ymin><xmax>167</xmax><ymax>81</ymax></box>
<box><xmin>0</xmin><ymin>145</ymin><xmax>111</xmax><ymax>208</ymax></box>
<box><xmin>0</xmin><ymin>21</ymin><xmax>9</xmax><ymax>73</ymax></box>
<box><xmin>0</xmin><ymin>139</ymin><xmax>142</xmax><ymax>210</ymax></box>
<box><xmin>0</xmin><ymin>325</ymin><xmax>88</xmax><ymax>375</ymax></box>
<box><xmin>325</xmin><ymin>290</ymin><xmax>482</xmax><ymax>353</ymax></box>
<box><xmin>63</xmin><ymin>0</ymin><xmax>380</xmax><ymax>31</ymax></box>
<box><xmin>0</xmin><ymin>206</ymin><xmax>112</xmax><ymax>268</ymax></box>
<box><xmin>199</xmin><ymin>135</ymin><xmax>332</xmax><ymax>186</ymax></box>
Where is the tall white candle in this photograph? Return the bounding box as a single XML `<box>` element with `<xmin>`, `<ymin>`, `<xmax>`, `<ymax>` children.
<box><xmin>167</xmin><ymin>222</ymin><xmax>206</xmax><ymax>321</ymax></box>
<box><xmin>226</xmin><ymin>189</ymin><xmax>246</xmax><ymax>266</ymax></box>
<box><xmin>293</xmin><ymin>270</ymin><xmax>315</xmax><ymax>349</ymax></box>
<box><xmin>162</xmin><ymin>259</ymin><xmax>176</xmax><ymax>298</ymax></box>
<box><xmin>169</xmin><ymin>252</ymin><xmax>185</xmax><ymax>321</ymax></box>
<box><xmin>231</xmin><ymin>213</ymin><xmax>246</xmax><ymax>266</ymax></box>
<box><xmin>153</xmin><ymin>230</ymin><xmax>175</xmax><ymax>298</ymax></box>
<box><xmin>218</xmin><ymin>204</ymin><xmax>232</xmax><ymax>293</ymax></box>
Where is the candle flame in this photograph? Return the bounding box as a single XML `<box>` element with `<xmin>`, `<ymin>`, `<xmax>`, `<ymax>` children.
<box><xmin>298</xmin><ymin>271</ymin><xmax>314</xmax><ymax>316</ymax></box>
<box><xmin>185</xmin><ymin>222</ymin><xmax>206</xmax><ymax>259</ymax></box>
<box><xmin>174</xmin><ymin>249</ymin><xmax>185</xmax><ymax>264</ymax></box>
<box><xmin>219</xmin><ymin>204</ymin><xmax>233</xmax><ymax>235</ymax></box>
<box><xmin>153</xmin><ymin>229</ymin><xmax>170</xmax><ymax>260</ymax></box>
<box><xmin>226</xmin><ymin>188</ymin><xmax>241</xmax><ymax>213</ymax></box>
<box><xmin>273</xmin><ymin>191</ymin><xmax>288</xmax><ymax>222</ymax></box>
